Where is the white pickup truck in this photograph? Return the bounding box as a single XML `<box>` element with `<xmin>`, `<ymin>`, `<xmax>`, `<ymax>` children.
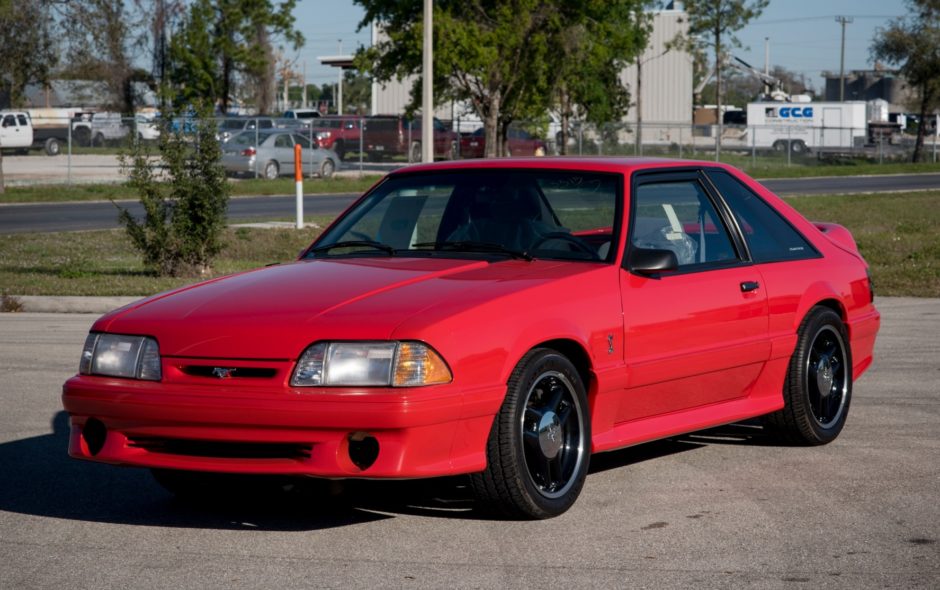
<box><xmin>0</xmin><ymin>110</ymin><xmax>67</xmax><ymax>155</ymax></box>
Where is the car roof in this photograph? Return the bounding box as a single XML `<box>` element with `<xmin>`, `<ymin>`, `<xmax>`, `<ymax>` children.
<box><xmin>391</xmin><ymin>156</ymin><xmax>738</xmax><ymax>176</ymax></box>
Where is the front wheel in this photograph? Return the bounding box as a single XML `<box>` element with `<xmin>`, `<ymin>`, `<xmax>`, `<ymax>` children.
<box><xmin>263</xmin><ymin>160</ymin><xmax>279</xmax><ymax>180</ymax></box>
<box><xmin>319</xmin><ymin>158</ymin><xmax>335</xmax><ymax>179</ymax></box>
<box><xmin>471</xmin><ymin>348</ymin><xmax>590</xmax><ymax>519</ymax></box>
<box><xmin>763</xmin><ymin>306</ymin><xmax>853</xmax><ymax>445</ymax></box>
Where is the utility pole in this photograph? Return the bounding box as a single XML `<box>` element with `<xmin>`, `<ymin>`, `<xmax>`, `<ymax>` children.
<box><xmin>835</xmin><ymin>16</ymin><xmax>853</xmax><ymax>102</ymax></box>
<box><xmin>764</xmin><ymin>37</ymin><xmax>770</xmax><ymax>99</ymax></box>
<box><xmin>421</xmin><ymin>0</ymin><xmax>433</xmax><ymax>163</ymax></box>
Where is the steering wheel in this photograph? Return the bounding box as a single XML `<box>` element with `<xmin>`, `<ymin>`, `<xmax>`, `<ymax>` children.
<box><xmin>530</xmin><ymin>232</ymin><xmax>599</xmax><ymax>259</ymax></box>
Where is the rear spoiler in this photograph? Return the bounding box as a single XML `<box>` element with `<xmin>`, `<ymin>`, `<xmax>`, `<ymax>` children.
<box><xmin>814</xmin><ymin>222</ymin><xmax>860</xmax><ymax>257</ymax></box>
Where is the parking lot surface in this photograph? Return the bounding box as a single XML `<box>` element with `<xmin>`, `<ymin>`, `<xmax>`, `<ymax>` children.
<box><xmin>0</xmin><ymin>298</ymin><xmax>937</xmax><ymax>589</ymax></box>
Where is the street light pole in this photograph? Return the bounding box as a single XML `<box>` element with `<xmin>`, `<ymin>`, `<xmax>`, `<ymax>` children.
<box><xmin>835</xmin><ymin>16</ymin><xmax>853</xmax><ymax>102</ymax></box>
<box><xmin>422</xmin><ymin>0</ymin><xmax>433</xmax><ymax>163</ymax></box>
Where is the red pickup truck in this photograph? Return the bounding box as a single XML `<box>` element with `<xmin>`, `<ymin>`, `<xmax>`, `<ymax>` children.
<box><xmin>308</xmin><ymin>116</ymin><xmax>363</xmax><ymax>160</ymax></box>
<box><xmin>362</xmin><ymin>116</ymin><xmax>457</xmax><ymax>162</ymax></box>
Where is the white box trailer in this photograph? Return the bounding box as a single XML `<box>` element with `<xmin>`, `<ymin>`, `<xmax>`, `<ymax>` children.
<box><xmin>746</xmin><ymin>101</ymin><xmax>867</xmax><ymax>154</ymax></box>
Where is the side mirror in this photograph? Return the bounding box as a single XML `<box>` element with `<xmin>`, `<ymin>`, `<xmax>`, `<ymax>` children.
<box><xmin>627</xmin><ymin>247</ymin><xmax>678</xmax><ymax>275</ymax></box>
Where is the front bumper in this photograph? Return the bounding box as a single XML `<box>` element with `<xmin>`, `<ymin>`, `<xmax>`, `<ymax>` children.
<box><xmin>62</xmin><ymin>375</ymin><xmax>503</xmax><ymax>478</ymax></box>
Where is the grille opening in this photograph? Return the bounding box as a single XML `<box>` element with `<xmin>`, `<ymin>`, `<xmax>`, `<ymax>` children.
<box><xmin>180</xmin><ymin>366</ymin><xmax>278</xmax><ymax>379</ymax></box>
<box><xmin>128</xmin><ymin>436</ymin><xmax>312</xmax><ymax>460</ymax></box>
<box><xmin>82</xmin><ymin>418</ymin><xmax>108</xmax><ymax>456</ymax></box>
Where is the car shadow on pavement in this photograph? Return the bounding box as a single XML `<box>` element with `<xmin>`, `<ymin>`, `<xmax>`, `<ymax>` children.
<box><xmin>0</xmin><ymin>412</ymin><xmax>782</xmax><ymax>528</ymax></box>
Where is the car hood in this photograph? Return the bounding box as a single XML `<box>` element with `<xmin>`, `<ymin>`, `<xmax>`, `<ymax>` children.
<box><xmin>94</xmin><ymin>256</ymin><xmax>584</xmax><ymax>359</ymax></box>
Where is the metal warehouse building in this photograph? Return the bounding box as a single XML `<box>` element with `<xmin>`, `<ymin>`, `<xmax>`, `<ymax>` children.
<box><xmin>369</xmin><ymin>9</ymin><xmax>693</xmax><ymax>135</ymax></box>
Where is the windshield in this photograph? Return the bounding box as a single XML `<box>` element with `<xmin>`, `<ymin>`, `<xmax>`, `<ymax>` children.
<box><xmin>308</xmin><ymin>170</ymin><xmax>621</xmax><ymax>262</ymax></box>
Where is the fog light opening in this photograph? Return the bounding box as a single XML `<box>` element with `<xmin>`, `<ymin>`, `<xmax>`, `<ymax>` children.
<box><xmin>82</xmin><ymin>418</ymin><xmax>107</xmax><ymax>456</ymax></box>
<box><xmin>347</xmin><ymin>432</ymin><xmax>379</xmax><ymax>471</ymax></box>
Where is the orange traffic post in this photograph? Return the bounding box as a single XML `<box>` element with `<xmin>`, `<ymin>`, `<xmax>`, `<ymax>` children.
<box><xmin>294</xmin><ymin>143</ymin><xmax>303</xmax><ymax>229</ymax></box>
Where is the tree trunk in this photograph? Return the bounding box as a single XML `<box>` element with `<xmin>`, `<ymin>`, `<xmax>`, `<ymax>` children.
<box><xmin>559</xmin><ymin>85</ymin><xmax>571</xmax><ymax>156</ymax></box>
<box><xmin>483</xmin><ymin>92</ymin><xmax>500</xmax><ymax>158</ymax></box>
<box><xmin>255</xmin><ymin>25</ymin><xmax>275</xmax><ymax>115</ymax></box>
<box><xmin>715</xmin><ymin>27</ymin><xmax>722</xmax><ymax>160</ymax></box>
<box><xmin>912</xmin><ymin>82</ymin><xmax>931</xmax><ymax>163</ymax></box>
<box><xmin>636</xmin><ymin>54</ymin><xmax>643</xmax><ymax>155</ymax></box>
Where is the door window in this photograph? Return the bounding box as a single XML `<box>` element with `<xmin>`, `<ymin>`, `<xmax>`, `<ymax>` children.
<box><xmin>632</xmin><ymin>179</ymin><xmax>738</xmax><ymax>269</ymax></box>
<box><xmin>274</xmin><ymin>134</ymin><xmax>293</xmax><ymax>148</ymax></box>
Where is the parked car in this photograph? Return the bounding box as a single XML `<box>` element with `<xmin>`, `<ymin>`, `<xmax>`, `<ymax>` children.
<box><xmin>460</xmin><ymin>126</ymin><xmax>547</xmax><ymax>158</ymax></box>
<box><xmin>134</xmin><ymin>114</ymin><xmax>161</xmax><ymax>141</ymax></box>
<box><xmin>72</xmin><ymin>112</ymin><xmax>129</xmax><ymax>147</ymax></box>
<box><xmin>282</xmin><ymin>108</ymin><xmax>322</xmax><ymax>122</ymax></box>
<box><xmin>363</xmin><ymin>115</ymin><xmax>457</xmax><ymax>161</ymax></box>
<box><xmin>216</xmin><ymin>117</ymin><xmax>276</xmax><ymax>143</ymax></box>
<box><xmin>221</xmin><ymin>129</ymin><xmax>339</xmax><ymax>179</ymax></box>
<box><xmin>307</xmin><ymin>115</ymin><xmax>363</xmax><ymax>160</ymax></box>
<box><xmin>61</xmin><ymin>157</ymin><xmax>880</xmax><ymax>519</ymax></box>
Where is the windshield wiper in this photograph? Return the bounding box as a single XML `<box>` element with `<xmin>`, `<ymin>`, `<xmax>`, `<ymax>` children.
<box><xmin>412</xmin><ymin>241</ymin><xmax>534</xmax><ymax>261</ymax></box>
<box><xmin>309</xmin><ymin>240</ymin><xmax>395</xmax><ymax>256</ymax></box>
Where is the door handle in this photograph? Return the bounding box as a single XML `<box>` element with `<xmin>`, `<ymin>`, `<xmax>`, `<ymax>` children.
<box><xmin>740</xmin><ymin>281</ymin><xmax>760</xmax><ymax>293</ymax></box>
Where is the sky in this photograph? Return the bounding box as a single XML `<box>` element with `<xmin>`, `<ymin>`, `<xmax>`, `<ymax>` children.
<box><xmin>292</xmin><ymin>0</ymin><xmax>910</xmax><ymax>92</ymax></box>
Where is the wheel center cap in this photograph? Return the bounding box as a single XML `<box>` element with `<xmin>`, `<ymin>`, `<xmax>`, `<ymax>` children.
<box><xmin>538</xmin><ymin>411</ymin><xmax>563</xmax><ymax>459</ymax></box>
<box><xmin>816</xmin><ymin>358</ymin><xmax>834</xmax><ymax>395</ymax></box>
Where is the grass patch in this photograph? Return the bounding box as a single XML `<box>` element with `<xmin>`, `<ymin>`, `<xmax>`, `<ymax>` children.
<box><xmin>0</xmin><ymin>193</ymin><xmax>937</xmax><ymax>298</ymax></box>
<box><xmin>0</xmin><ymin>218</ymin><xmax>332</xmax><ymax>296</ymax></box>
<box><xmin>784</xmin><ymin>191</ymin><xmax>940</xmax><ymax>297</ymax></box>
<box><xmin>0</xmin><ymin>175</ymin><xmax>383</xmax><ymax>204</ymax></box>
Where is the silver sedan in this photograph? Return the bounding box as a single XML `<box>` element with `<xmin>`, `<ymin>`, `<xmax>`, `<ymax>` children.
<box><xmin>221</xmin><ymin>130</ymin><xmax>340</xmax><ymax>179</ymax></box>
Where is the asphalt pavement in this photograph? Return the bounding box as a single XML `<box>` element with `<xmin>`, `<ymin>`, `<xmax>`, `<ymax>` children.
<box><xmin>1</xmin><ymin>173</ymin><xmax>939</xmax><ymax>234</ymax></box>
<box><xmin>0</xmin><ymin>297</ymin><xmax>937</xmax><ymax>588</ymax></box>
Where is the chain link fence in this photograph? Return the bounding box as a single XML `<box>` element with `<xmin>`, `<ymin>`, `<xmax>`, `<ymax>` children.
<box><xmin>2</xmin><ymin>114</ymin><xmax>938</xmax><ymax>186</ymax></box>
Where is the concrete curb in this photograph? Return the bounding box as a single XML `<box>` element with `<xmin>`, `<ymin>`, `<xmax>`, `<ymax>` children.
<box><xmin>11</xmin><ymin>296</ymin><xmax>140</xmax><ymax>314</ymax></box>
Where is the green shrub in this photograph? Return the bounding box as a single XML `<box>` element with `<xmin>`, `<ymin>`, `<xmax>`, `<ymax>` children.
<box><xmin>117</xmin><ymin>110</ymin><xmax>229</xmax><ymax>277</ymax></box>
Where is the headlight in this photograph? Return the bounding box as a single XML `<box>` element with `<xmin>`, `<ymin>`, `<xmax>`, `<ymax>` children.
<box><xmin>291</xmin><ymin>341</ymin><xmax>452</xmax><ymax>388</ymax></box>
<box><xmin>79</xmin><ymin>333</ymin><xmax>162</xmax><ymax>381</ymax></box>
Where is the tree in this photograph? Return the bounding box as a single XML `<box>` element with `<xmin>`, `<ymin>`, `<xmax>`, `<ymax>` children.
<box><xmin>679</xmin><ymin>0</ymin><xmax>768</xmax><ymax>158</ymax></box>
<box><xmin>354</xmin><ymin>0</ymin><xmax>650</xmax><ymax>158</ymax></box>
<box><xmin>0</xmin><ymin>0</ymin><xmax>58</xmax><ymax>194</ymax></box>
<box><xmin>871</xmin><ymin>0</ymin><xmax>940</xmax><ymax>163</ymax></box>
<box><xmin>167</xmin><ymin>0</ymin><xmax>302</xmax><ymax>114</ymax></box>
<box><xmin>547</xmin><ymin>2</ymin><xmax>651</xmax><ymax>155</ymax></box>
<box><xmin>58</xmin><ymin>0</ymin><xmax>139</xmax><ymax>113</ymax></box>
<box><xmin>117</xmin><ymin>108</ymin><xmax>230</xmax><ymax>276</ymax></box>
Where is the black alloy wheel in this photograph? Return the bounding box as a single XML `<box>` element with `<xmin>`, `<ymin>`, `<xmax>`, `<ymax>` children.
<box><xmin>471</xmin><ymin>348</ymin><xmax>590</xmax><ymax>519</ymax></box>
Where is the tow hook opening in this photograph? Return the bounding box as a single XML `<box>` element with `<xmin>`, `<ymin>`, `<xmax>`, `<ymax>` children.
<box><xmin>347</xmin><ymin>432</ymin><xmax>379</xmax><ymax>471</ymax></box>
<box><xmin>82</xmin><ymin>418</ymin><xmax>108</xmax><ymax>456</ymax></box>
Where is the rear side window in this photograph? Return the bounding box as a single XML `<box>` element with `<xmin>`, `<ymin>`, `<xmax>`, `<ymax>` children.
<box><xmin>17</xmin><ymin>114</ymin><xmax>29</xmax><ymax>126</ymax></box>
<box><xmin>707</xmin><ymin>170</ymin><xmax>818</xmax><ymax>263</ymax></box>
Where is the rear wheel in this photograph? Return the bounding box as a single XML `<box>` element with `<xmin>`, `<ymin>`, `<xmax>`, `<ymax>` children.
<box><xmin>92</xmin><ymin>132</ymin><xmax>106</xmax><ymax>147</ymax></box>
<box><xmin>410</xmin><ymin>141</ymin><xmax>421</xmax><ymax>163</ymax></box>
<box><xmin>333</xmin><ymin>140</ymin><xmax>346</xmax><ymax>160</ymax></box>
<box><xmin>471</xmin><ymin>348</ymin><xmax>590</xmax><ymax>519</ymax></box>
<box><xmin>763</xmin><ymin>306</ymin><xmax>852</xmax><ymax>445</ymax></box>
<box><xmin>44</xmin><ymin>137</ymin><xmax>60</xmax><ymax>156</ymax></box>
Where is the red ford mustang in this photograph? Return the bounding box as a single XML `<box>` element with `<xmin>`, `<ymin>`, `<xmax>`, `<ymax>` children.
<box><xmin>62</xmin><ymin>157</ymin><xmax>880</xmax><ymax>518</ymax></box>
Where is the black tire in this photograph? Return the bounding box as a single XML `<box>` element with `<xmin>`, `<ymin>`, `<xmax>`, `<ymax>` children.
<box><xmin>470</xmin><ymin>348</ymin><xmax>591</xmax><ymax>519</ymax></box>
<box><xmin>772</xmin><ymin>140</ymin><xmax>786</xmax><ymax>153</ymax></box>
<box><xmin>319</xmin><ymin>158</ymin><xmax>335</xmax><ymax>179</ymax></box>
<box><xmin>410</xmin><ymin>141</ymin><xmax>421</xmax><ymax>163</ymax></box>
<box><xmin>44</xmin><ymin>137</ymin><xmax>60</xmax><ymax>156</ymax></box>
<box><xmin>92</xmin><ymin>132</ymin><xmax>105</xmax><ymax>147</ymax></box>
<box><xmin>263</xmin><ymin>160</ymin><xmax>279</xmax><ymax>180</ymax></box>
<box><xmin>73</xmin><ymin>127</ymin><xmax>90</xmax><ymax>147</ymax></box>
<box><xmin>790</xmin><ymin>140</ymin><xmax>808</xmax><ymax>155</ymax></box>
<box><xmin>763</xmin><ymin>306</ymin><xmax>853</xmax><ymax>445</ymax></box>
<box><xmin>333</xmin><ymin>140</ymin><xmax>346</xmax><ymax>160</ymax></box>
